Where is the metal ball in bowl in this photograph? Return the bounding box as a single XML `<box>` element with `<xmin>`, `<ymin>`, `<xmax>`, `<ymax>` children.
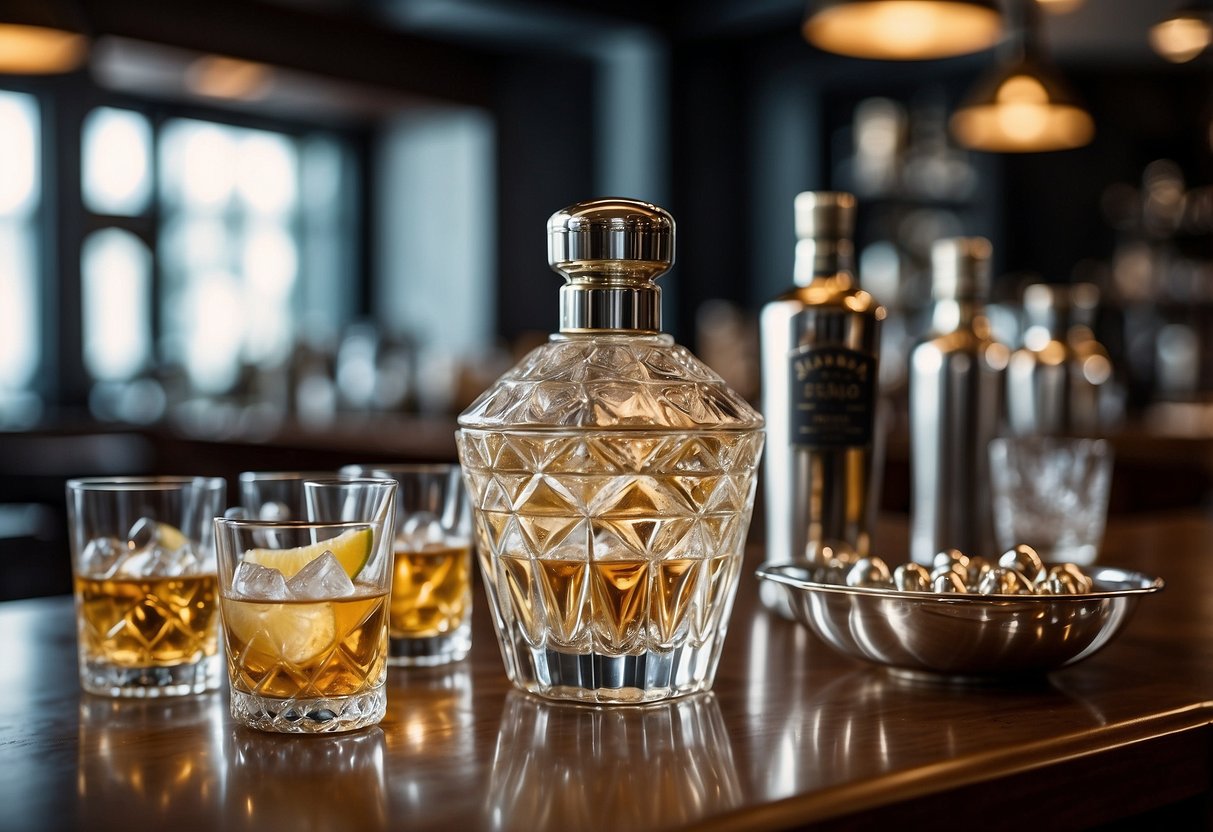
<box><xmin>894</xmin><ymin>563</ymin><xmax>932</xmax><ymax>592</ymax></box>
<box><xmin>999</xmin><ymin>544</ymin><xmax>1046</xmax><ymax>583</ymax></box>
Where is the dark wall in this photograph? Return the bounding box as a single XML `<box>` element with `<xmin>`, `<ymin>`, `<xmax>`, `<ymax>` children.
<box><xmin>493</xmin><ymin>55</ymin><xmax>596</xmax><ymax>341</ymax></box>
<box><xmin>1000</xmin><ymin>64</ymin><xmax>1213</xmax><ymax>280</ymax></box>
<box><xmin>669</xmin><ymin>38</ymin><xmax>751</xmax><ymax>339</ymax></box>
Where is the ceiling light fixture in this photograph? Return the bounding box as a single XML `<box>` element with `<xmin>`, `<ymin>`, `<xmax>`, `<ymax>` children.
<box><xmin>0</xmin><ymin>1</ymin><xmax>88</xmax><ymax>74</ymax></box>
<box><xmin>1034</xmin><ymin>0</ymin><xmax>1085</xmax><ymax>14</ymax></box>
<box><xmin>185</xmin><ymin>55</ymin><xmax>274</xmax><ymax>101</ymax></box>
<box><xmin>802</xmin><ymin>0</ymin><xmax>1003</xmax><ymax>61</ymax></box>
<box><xmin>1149</xmin><ymin>2</ymin><xmax>1213</xmax><ymax>63</ymax></box>
<box><xmin>950</xmin><ymin>0</ymin><xmax>1093</xmax><ymax>152</ymax></box>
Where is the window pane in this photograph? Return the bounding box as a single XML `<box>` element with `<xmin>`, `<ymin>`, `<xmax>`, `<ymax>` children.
<box><xmin>236</xmin><ymin>131</ymin><xmax>296</xmax><ymax>215</ymax></box>
<box><xmin>0</xmin><ymin>92</ymin><xmax>38</xmax><ymax>215</ymax></box>
<box><xmin>185</xmin><ymin>270</ymin><xmax>245</xmax><ymax>393</ymax></box>
<box><xmin>299</xmin><ymin>135</ymin><xmax>357</xmax><ymax>336</ymax></box>
<box><xmin>161</xmin><ymin>119</ymin><xmax>238</xmax><ymax>210</ymax></box>
<box><xmin>0</xmin><ymin>90</ymin><xmax>39</xmax><ymax>412</ymax></box>
<box><xmin>82</xmin><ymin>229</ymin><xmax>151</xmax><ymax>381</ymax></box>
<box><xmin>0</xmin><ymin>222</ymin><xmax>37</xmax><ymax>388</ymax></box>
<box><xmin>82</xmin><ymin>107</ymin><xmax>152</xmax><ymax>216</ymax></box>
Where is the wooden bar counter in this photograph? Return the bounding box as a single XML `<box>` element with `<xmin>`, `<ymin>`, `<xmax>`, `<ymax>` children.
<box><xmin>3</xmin><ymin>511</ymin><xmax>1212</xmax><ymax>831</ymax></box>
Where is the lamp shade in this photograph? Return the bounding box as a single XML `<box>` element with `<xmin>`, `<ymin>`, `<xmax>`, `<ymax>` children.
<box><xmin>0</xmin><ymin>1</ymin><xmax>88</xmax><ymax>74</ymax></box>
<box><xmin>803</xmin><ymin>0</ymin><xmax>1003</xmax><ymax>60</ymax></box>
<box><xmin>1149</xmin><ymin>5</ymin><xmax>1212</xmax><ymax>64</ymax></box>
<box><xmin>950</xmin><ymin>54</ymin><xmax>1094</xmax><ymax>152</ymax></box>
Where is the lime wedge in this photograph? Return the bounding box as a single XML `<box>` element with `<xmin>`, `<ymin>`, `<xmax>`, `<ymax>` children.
<box><xmin>156</xmin><ymin>522</ymin><xmax>189</xmax><ymax>551</ymax></box>
<box><xmin>244</xmin><ymin>527</ymin><xmax>372</xmax><ymax>579</ymax></box>
<box><xmin>224</xmin><ymin>599</ymin><xmax>337</xmax><ymax>664</ymax></box>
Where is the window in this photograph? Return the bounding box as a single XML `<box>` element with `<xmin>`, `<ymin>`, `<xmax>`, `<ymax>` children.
<box><xmin>80</xmin><ymin>108</ymin><xmax>357</xmax><ymax>411</ymax></box>
<box><xmin>0</xmin><ymin>91</ymin><xmax>40</xmax><ymax>426</ymax></box>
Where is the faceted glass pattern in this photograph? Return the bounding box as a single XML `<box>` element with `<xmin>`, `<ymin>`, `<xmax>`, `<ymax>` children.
<box><xmin>458</xmin><ymin>334</ymin><xmax>763</xmax><ymax>703</ymax></box>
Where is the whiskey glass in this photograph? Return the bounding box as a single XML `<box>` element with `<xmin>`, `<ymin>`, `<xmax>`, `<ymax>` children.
<box><xmin>66</xmin><ymin>476</ymin><xmax>226</xmax><ymax>698</ymax></box>
<box><xmin>341</xmin><ymin>463</ymin><xmax>473</xmax><ymax>666</ymax></box>
<box><xmin>215</xmin><ymin>478</ymin><xmax>396</xmax><ymax>733</ymax></box>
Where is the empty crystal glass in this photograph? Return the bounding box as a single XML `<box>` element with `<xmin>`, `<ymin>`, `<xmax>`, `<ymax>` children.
<box><xmin>988</xmin><ymin>436</ymin><xmax>1113</xmax><ymax>565</ymax></box>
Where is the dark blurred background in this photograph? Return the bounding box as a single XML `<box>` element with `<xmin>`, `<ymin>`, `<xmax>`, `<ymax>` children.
<box><xmin>1</xmin><ymin>0</ymin><xmax>1210</xmax><ymax>597</ymax></box>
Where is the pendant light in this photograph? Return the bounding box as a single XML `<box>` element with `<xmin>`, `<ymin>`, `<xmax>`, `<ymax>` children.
<box><xmin>950</xmin><ymin>0</ymin><xmax>1094</xmax><ymax>152</ymax></box>
<box><xmin>1149</xmin><ymin>2</ymin><xmax>1213</xmax><ymax>63</ymax></box>
<box><xmin>0</xmin><ymin>0</ymin><xmax>88</xmax><ymax>74</ymax></box>
<box><xmin>802</xmin><ymin>0</ymin><xmax>1003</xmax><ymax>61</ymax></box>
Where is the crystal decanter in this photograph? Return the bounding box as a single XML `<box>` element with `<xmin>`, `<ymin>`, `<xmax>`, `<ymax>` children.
<box><xmin>456</xmin><ymin>198</ymin><xmax>764</xmax><ymax>704</ymax></box>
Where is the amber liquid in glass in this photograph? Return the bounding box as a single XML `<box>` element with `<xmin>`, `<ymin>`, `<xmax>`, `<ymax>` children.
<box><xmin>390</xmin><ymin>541</ymin><xmax>472</xmax><ymax>639</ymax></box>
<box><xmin>497</xmin><ymin>553</ymin><xmax>738</xmax><ymax>654</ymax></box>
<box><xmin>75</xmin><ymin>574</ymin><xmax>220</xmax><ymax>667</ymax></box>
<box><xmin>222</xmin><ymin>589</ymin><xmax>389</xmax><ymax>699</ymax></box>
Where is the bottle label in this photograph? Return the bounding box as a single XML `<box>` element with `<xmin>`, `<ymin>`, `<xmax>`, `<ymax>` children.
<box><xmin>789</xmin><ymin>346</ymin><xmax>876</xmax><ymax>447</ymax></box>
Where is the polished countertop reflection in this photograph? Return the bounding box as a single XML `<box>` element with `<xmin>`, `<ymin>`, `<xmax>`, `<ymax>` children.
<box><xmin>4</xmin><ymin>512</ymin><xmax>1213</xmax><ymax>830</ymax></box>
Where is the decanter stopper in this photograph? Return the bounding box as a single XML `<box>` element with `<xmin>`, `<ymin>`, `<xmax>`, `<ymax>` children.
<box><xmin>547</xmin><ymin>197</ymin><xmax>674</xmax><ymax>333</ymax></box>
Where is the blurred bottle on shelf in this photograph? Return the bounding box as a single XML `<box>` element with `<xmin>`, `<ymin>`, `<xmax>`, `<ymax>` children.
<box><xmin>1103</xmin><ymin>158</ymin><xmax>1213</xmax><ymax>417</ymax></box>
<box><xmin>910</xmin><ymin>237</ymin><xmax>1008</xmax><ymax>564</ymax></box>
<box><xmin>1006</xmin><ymin>283</ymin><xmax>1119</xmax><ymax>435</ymax></box>
<box><xmin>335</xmin><ymin>322</ymin><xmax>416</xmax><ymax>414</ymax></box>
<box><xmin>759</xmin><ymin>192</ymin><xmax>886</xmax><ymax>615</ymax></box>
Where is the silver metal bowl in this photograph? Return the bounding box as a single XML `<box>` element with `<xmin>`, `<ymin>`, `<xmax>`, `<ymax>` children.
<box><xmin>755</xmin><ymin>562</ymin><xmax>1164</xmax><ymax>678</ymax></box>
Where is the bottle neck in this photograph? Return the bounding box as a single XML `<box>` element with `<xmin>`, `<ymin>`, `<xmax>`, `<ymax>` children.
<box><xmin>558</xmin><ymin>268</ymin><xmax>662</xmax><ymax>333</ymax></box>
<box><xmin>794</xmin><ymin>238</ymin><xmax>855</xmax><ymax>287</ymax></box>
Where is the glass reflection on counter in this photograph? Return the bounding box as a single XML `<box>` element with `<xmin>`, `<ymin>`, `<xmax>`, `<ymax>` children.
<box><xmin>486</xmin><ymin>691</ymin><xmax>740</xmax><ymax>831</ymax></box>
<box><xmin>223</xmin><ymin>725</ymin><xmax>387</xmax><ymax>831</ymax></box>
<box><xmin>77</xmin><ymin>694</ymin><xmax>225</xmax><ymax>823</ymax></box>
<box><xmin>382</xmin><ymin>664</ymin><xmax>478</xmax><ymax>817</ymax></box>
<box><xmin>384</xmin><ymin>664</ymin><xmax>474</xmax><ymax>755</ymax></box>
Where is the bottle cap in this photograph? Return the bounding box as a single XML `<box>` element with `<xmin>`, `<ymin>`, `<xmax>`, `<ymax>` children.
<box><xmin>794</xmin><ymin>192</ymin><xmax>856</xmax><ymax>240</ymax></box>
<box><xmin>548</xmin><ymin>198</ymin><xmax>674</xmax><ymax>332</ymax></box>
<box><xmin>931</xmin><ymin>237</ymin><xmax>992</xmax><ymax>300</ymax></box>
<box><xmin>792</xmin><ymin>192</ymin><xmax>856</xmax><ymax>284</ymax></box>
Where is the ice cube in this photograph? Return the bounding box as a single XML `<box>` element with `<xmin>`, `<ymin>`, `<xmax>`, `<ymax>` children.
<box><xmin>114</xmin><ymin>546</ymin><xmax>153</xmax><ymax>579</ymax></box>
<box><xmin>286</xmin><ymin>551</ymin><xmax>355</xmax><ymax>599</ymax></box>
<box><xmin>224</xmin><ymin>506</ymin><xmax>251</xmax><ymax>521</ymax></box>
<box><xmin>259</xmin><ymin>501</ymin><xmax>292</xmax><ymax>521</ymax></box>
<box><xmin>81</xmin><ymin>536</ymin><xmax>127</xmax><ymax>579</ymax></box>
<box><xmin>233</xmin><ymin>561</ymin><xmax>289</xmax><ymax>600</ymax></box>
<box><xmin>153</xmin><ymin>545</ymin><xmax>200</xmax><ymax>577</ymax></box>
<box><xmin>121</xmin><ymin>517</ymin><xmax>200</xmax><ymax>576</ymax></box>
<box><xmin>399</xmin><ymin>512</ymin><xmax>446</xmax><ymax>550</ymax></box>
<box><xmin>115</xmin><ymin>540</ymin><xmax>201</xmax><ymax>579</ymax></box>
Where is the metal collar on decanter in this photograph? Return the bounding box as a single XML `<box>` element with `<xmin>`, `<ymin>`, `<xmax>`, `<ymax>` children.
<box><xmin>793</xmin><ymin>191</ymin><xmax>856</xmax><ymax>285</ymax></box>
<box><xmin>548</xmin><ymin>197</ymin><xmax>674</xmax><ymax>333</ymax></box>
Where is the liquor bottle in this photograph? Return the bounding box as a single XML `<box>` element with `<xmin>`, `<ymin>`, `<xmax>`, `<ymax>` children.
<box><xmin>759</xmin><ymin>192</ymin><xmax>885</xmax><ymax>614</ymax></box>
<box><xmin>1006</xmin><ymin>283</ymin><xmax>1113</xmax><ymax>436</ymax></box>
<box><xmin>909</xmin><ymin>237</ymin><xmax>1008</xmax><ymax>564</ymax></box>
<box><xmin>456</xmin><ymin>198</ymin><xmax>764</xmax><ymax>705</ymax></box>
